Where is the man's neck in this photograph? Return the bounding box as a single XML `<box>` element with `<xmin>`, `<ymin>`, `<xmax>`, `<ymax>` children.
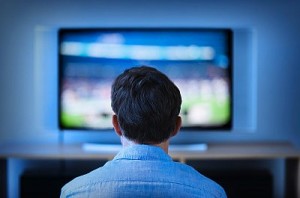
<box><xmin>120</xmin><ymin>136</ymin><xmax>169</xmax><ymax>153</ymax></box>
<box><xmin>155</xmin><ymin>141</ymin><xmax>169</xmax><ymax>153</ymax></box>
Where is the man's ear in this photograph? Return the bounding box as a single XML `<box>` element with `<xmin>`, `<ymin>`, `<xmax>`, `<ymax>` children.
<box><xmin>171</xmin><ymin>116</ymin><xmax>182</xmax><ymax>137</ymax></box>
<box><xmin>112</xmin><ymin>115</ymin><xmax>122</xmax><ymax>136</ymax></box>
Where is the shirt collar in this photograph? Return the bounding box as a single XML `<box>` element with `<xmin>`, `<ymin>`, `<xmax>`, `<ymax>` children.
<box><xmin>113</xmin><ymin>144</ymin><xmax>173</xmax><ymax>162</ymax></box>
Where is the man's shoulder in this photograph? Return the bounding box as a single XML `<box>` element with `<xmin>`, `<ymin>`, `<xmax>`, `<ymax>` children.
<box><xmin>61</xmin><ymin>159</ymin><xmax>227</xmax><ymax>198</ymax></box>
<box><xmin>170</xmin><ymin>162</ymin><xmax>226</xmax><ymax>195</ymax></box>
<box><xmin>60</xmin><ymin>167</ymin><xmax>104</xmax><ymax>197</ymax></box>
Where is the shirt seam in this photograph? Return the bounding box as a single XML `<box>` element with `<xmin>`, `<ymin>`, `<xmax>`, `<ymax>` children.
<box><xmin>67</xmin><ymin>179</ymin><xmax>220</xmax><ymax>193</ymax></box>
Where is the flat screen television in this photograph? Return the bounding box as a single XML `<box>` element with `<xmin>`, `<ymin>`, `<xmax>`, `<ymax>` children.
<box><xmin>58</xmin><ymin>28</ymin><xmax>233</xmax><ymax>131</ymax></box>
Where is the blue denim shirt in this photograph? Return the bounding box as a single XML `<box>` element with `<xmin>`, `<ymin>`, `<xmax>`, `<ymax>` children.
<box><xmin>61</xmin><ymin>145</ymin><xmax>227</xmax><ymax>198</ymax></box>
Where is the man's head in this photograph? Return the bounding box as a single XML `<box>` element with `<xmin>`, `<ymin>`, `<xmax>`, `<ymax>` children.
<box><xmin>111</xmin><ymin>66</ymin><xmax>182</xmax><ymax>145</ymax></box>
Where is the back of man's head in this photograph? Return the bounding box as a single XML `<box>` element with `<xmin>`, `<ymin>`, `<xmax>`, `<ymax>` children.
<box><xmin>111</xmin><ymin>66</ymin><xmax>182</xmax><ymax>144</ymax></box>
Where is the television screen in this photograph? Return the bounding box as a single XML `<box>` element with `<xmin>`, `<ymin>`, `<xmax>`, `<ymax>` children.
<box><xmin>58</xmin><ymin>28</ymin><xmax>233</xmax><ymax>131</ymax></box>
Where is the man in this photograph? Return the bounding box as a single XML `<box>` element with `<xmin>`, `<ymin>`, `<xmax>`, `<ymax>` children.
<box><xmin>60</xmin><ymin>66</ymin><xmax>227</xmax><ymax>197</ymax></box>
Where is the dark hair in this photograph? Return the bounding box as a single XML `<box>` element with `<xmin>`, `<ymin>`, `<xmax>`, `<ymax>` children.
<box><xmin>111</xmin><ymin>66</ymin><xmax>182</xmax><ymax>144</ymax></box>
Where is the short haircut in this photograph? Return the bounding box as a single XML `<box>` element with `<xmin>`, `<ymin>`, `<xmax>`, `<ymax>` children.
<box><xmin>111</xmin><ymin>66</ymin><xmax>182</xmax><ymax>144</ymax></box>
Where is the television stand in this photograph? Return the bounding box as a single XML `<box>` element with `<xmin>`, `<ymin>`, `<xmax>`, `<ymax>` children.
<box><xmin>82</xmin><ymin>143</ymin><xmax>122</xmax><ymax>153</ymax></box>
<box><xmin>82</xmin><ymin>143</ymin><xmax>208</xmax><ymax>153</ymax></box>
<box><xmin>169</xmin><ymin>143</ymin><xmax>208</xmax><ymax>152</ymax></box>
<box><xmin>0</xmin><ymin>141</ymin><xmax>299</xmax><ymax>198</ymax></box>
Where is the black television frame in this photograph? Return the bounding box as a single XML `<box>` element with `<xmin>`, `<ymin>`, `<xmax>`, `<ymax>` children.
<box><xmin>58</xmin><ymin>27</ymin><xmax>233</xmax><ymax>132</ymax></box>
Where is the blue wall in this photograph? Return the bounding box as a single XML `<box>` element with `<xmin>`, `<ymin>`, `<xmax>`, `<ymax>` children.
<box><xmin>0</xmin><ymin>0</ymin><xmax>299</xmax><ymax>146</ymax></box>
<box><xmin>1</xmin><ymin>1</ymin><xmax>300</xmax><ymax>198</ymax></box>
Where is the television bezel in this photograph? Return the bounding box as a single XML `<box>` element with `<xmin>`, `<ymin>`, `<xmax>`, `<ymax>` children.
<box><xmin>58</xmin><ymin>27</ymin><xmax>233</xmax><ymax>132</ymax></box>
